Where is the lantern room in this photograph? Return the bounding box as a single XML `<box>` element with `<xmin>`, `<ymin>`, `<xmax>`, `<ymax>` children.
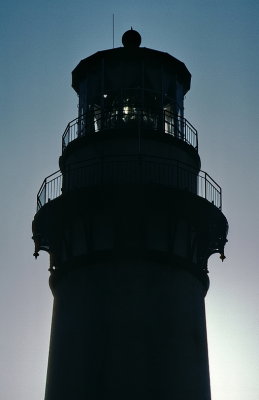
<box><xmin>71</xmin><ymin>29</ymin><xmax>191</xmax><ymax>141</ymax></box>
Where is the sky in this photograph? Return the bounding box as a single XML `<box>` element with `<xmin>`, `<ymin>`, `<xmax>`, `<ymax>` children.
<box><xmin>0</xmin><ymin>0</ymin><xmax>259</xmax><ymax>399</ymax></box>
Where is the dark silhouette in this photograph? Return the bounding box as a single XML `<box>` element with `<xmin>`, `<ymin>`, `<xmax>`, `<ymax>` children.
<box><xmin>32</xmin><ymin>29</ymin><xmax>228</xmax><ymax>400</ymax></box>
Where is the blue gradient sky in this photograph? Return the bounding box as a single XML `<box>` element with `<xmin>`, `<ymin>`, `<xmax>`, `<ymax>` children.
<box><xmin>1</xmin><ymin>1</ymin><xmax>259</xmax><ymax>399</ymax></box>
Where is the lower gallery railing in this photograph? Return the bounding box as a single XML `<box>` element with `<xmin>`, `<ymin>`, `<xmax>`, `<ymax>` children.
<box><xmin>37</xmin><ymin>156</ymin><xmax>221</xmax><ymax>211</ymax></box>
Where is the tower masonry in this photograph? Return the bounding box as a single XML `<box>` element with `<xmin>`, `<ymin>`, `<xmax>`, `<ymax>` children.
<box><xmin>32</xmin><ymin>30</ymin><xmax>228</xmax><ymax>400</ymax></box>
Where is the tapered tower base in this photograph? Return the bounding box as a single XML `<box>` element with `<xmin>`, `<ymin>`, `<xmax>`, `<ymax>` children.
<box><xmin>45</xmin><ymin>260</ymin><xmax>210</xmax><ymax>400</ymax></box>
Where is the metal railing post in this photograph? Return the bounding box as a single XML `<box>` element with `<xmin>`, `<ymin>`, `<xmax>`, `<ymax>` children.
<box><xmin>176</xmin><ymin>160</ymin><xmax>179</xmax><ymax>189</ymax></box>
<box><xmin>204</xmin><ymin>172</ymin><xmax>207</xmax><ymax>201</ymax></box>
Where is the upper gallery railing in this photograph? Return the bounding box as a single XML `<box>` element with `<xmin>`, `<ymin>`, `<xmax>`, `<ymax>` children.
<box><xmin>36</xmin><ymin>156</ymin><xmax>221</xmax><ymax>211</ymax></box>
<box><xmin>62</xmin><ymin>108</ymin><xmax>198</xmax><ymax>151</ymax></box>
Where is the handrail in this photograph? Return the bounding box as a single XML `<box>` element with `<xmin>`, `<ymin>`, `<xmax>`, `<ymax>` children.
<box><xmin>62</xmin><ymin>108</ymin><xmax>198</xmax><ymax>152</ymax></box>
<box><xmin>36</xmin><ymin>156</ymin><xmax>222</xmax><ymax>211</ymax></box>
<box><xmin>37</xmin><ymin>170</ymin><xmax>62</xmax><ymax>211</ymax></box>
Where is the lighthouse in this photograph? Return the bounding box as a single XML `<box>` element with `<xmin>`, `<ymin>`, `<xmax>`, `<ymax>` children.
<box><xmin>32</xmin><ymin>29</ymin><xmax>228</xmax><ymax>400</ymax></box>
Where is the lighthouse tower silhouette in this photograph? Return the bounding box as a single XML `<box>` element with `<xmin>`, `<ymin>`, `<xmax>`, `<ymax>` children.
<box><xmin>33</xmin><ymin>29</ymin><xmax>228</xmax><ymax>400</ymax></box>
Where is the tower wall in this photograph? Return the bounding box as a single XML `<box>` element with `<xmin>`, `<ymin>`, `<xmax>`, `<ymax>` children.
<box><xmin>61</xmin><ymin>133</ymin><xmax>200</xmax><ymax>169</ymax></box>
<box><xmin>45</xmin><ymin>261</ymin><xmax>210</xmax><ymax>400</ymax></box>
<box><xmin>60</xmin><ymin>133</ymin><xmax>200</xmax><ymax>203</ymax></box>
